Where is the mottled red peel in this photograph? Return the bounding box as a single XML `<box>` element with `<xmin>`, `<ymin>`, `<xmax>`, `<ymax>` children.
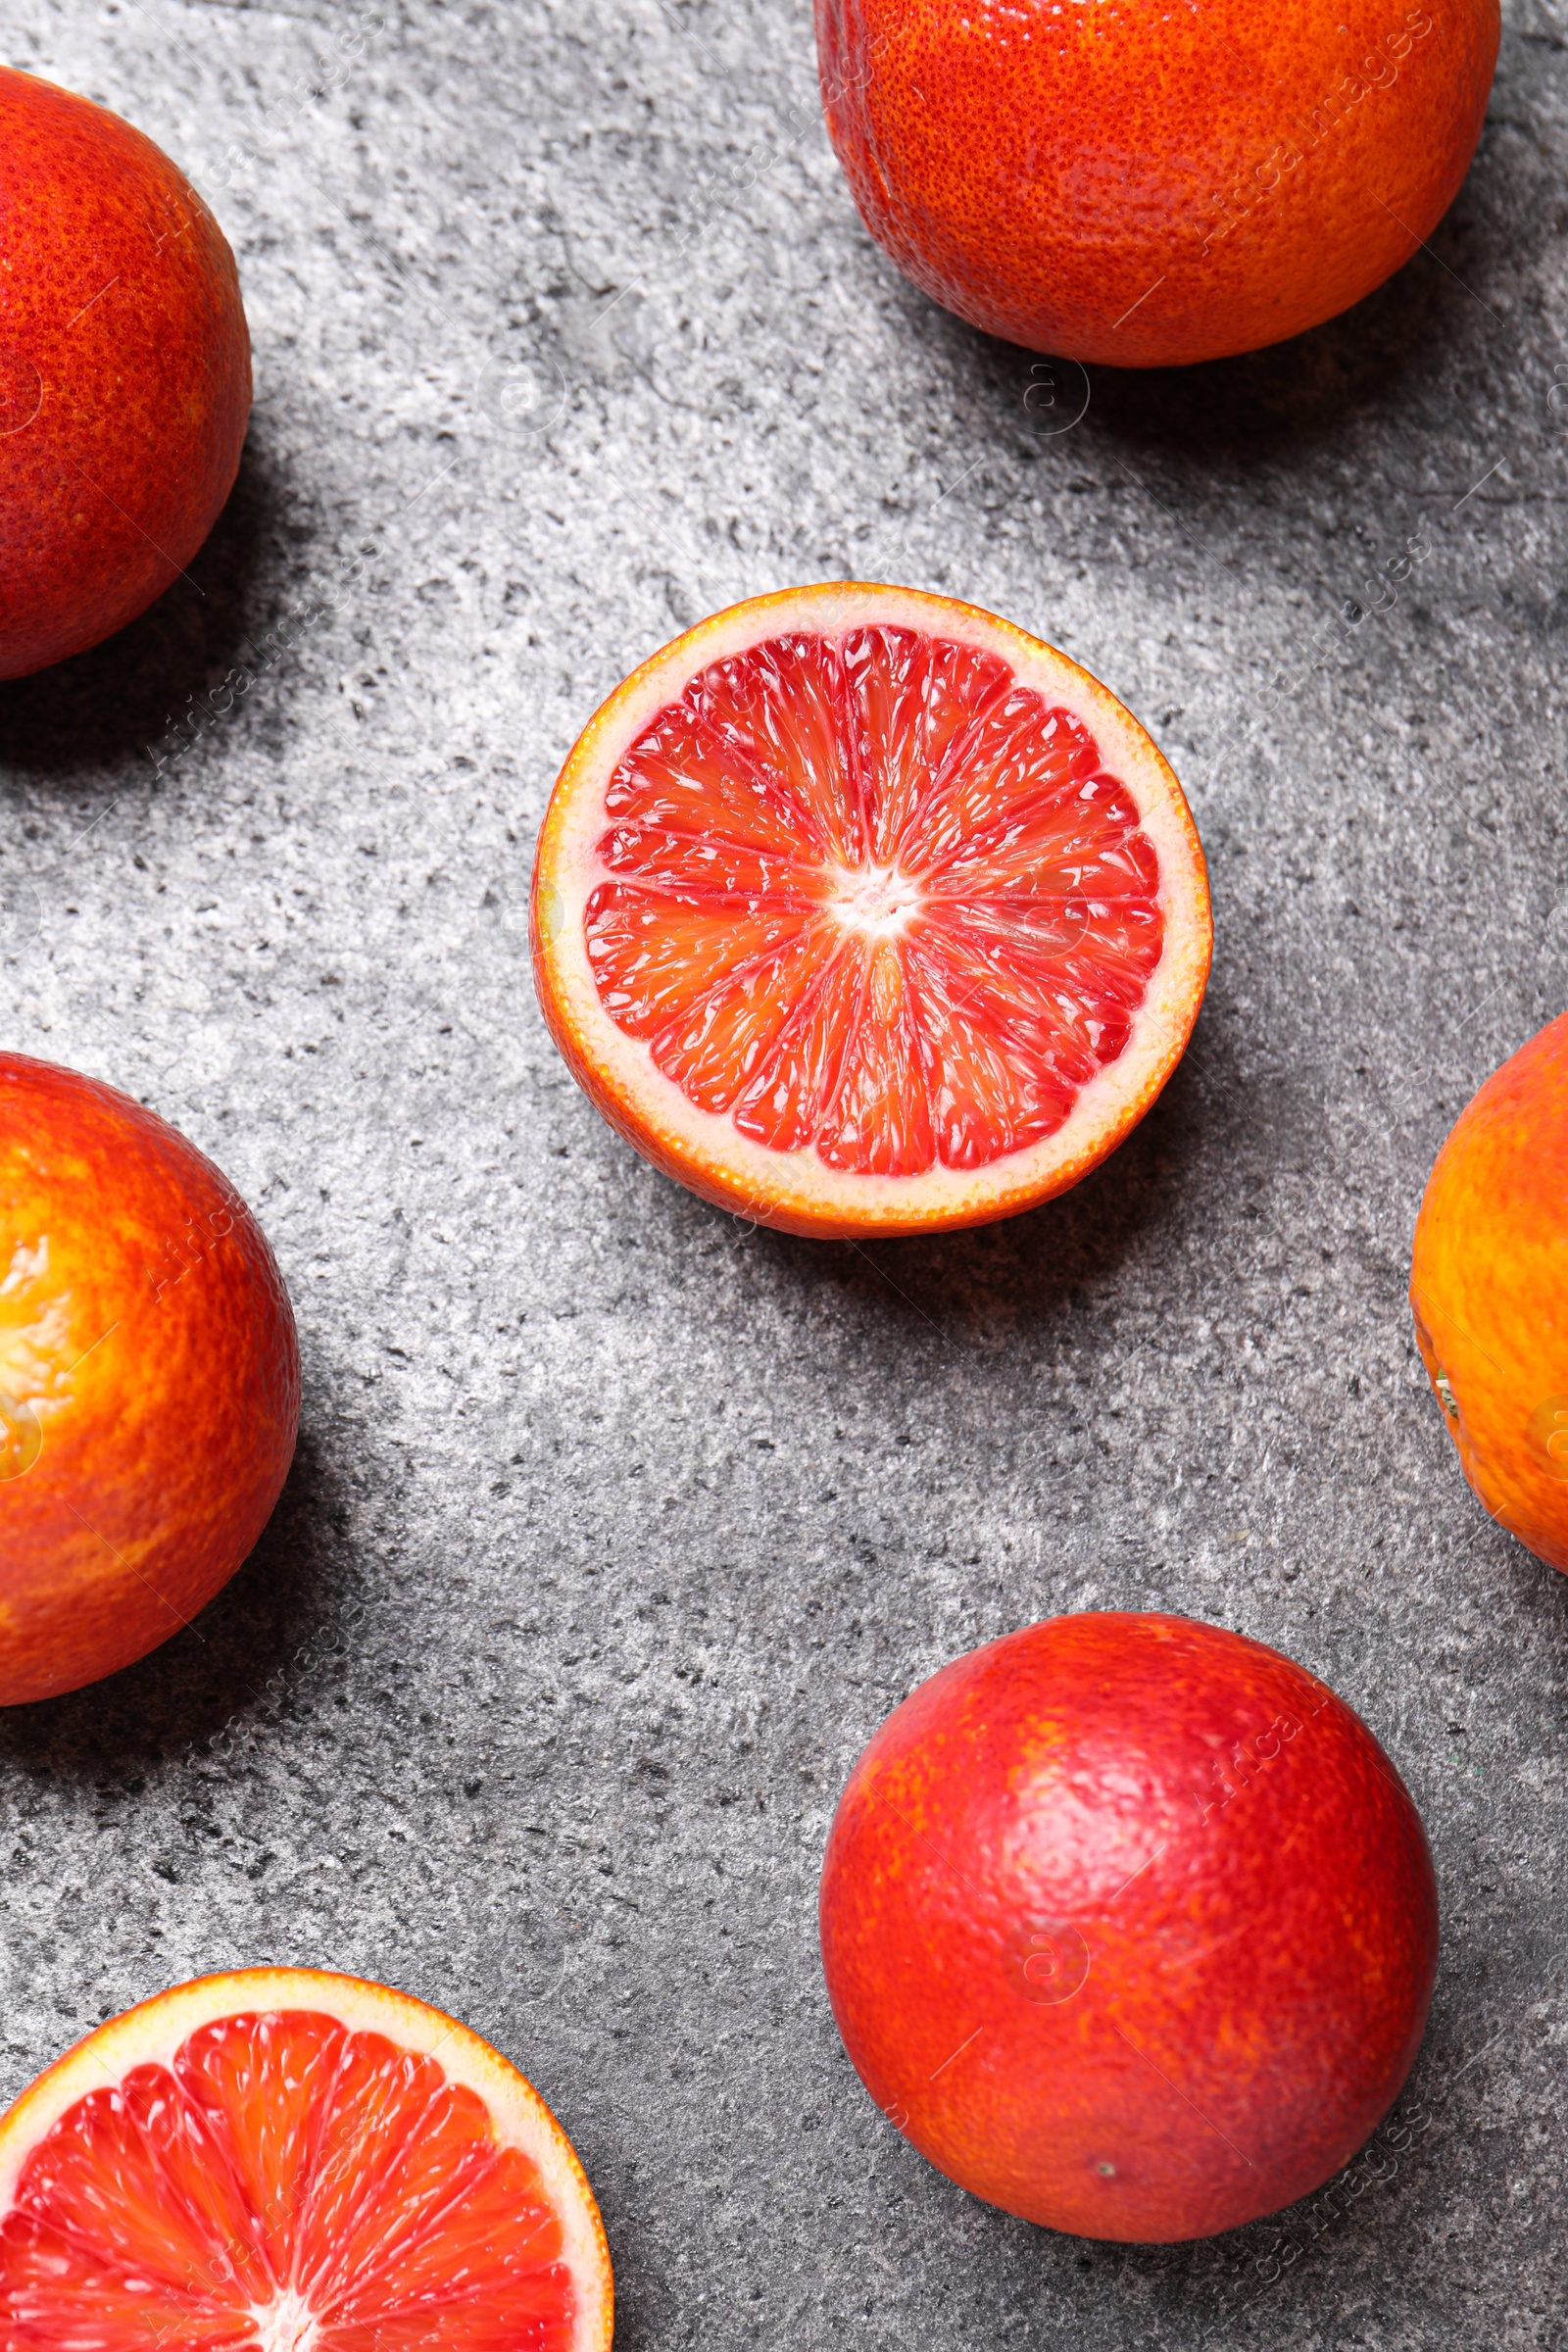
<box><xmin>819</xmin><ymin>1614</ymin><xmax>1439</xmax><ymax>2242</ymax></box>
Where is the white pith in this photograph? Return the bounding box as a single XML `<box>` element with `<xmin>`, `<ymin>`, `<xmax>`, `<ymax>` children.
<box><xmin>826</xmin><ymin>859</ymin><xmax>925</xmax><ymax>938</ymax></box>
<box><xmin>0</xmin><ymin>1968</ymin><xmax>612</xmax><ymax>2352</ymax></box>
<box><xmin>534</xmin><ymin>582</ymin><xmax>1211</xmax><ymax>1235</ymax></box>
<box><xmin>250</xmin><ymin>2286</ymin><xmax>319</xmax><ymax>2352</ymax></box>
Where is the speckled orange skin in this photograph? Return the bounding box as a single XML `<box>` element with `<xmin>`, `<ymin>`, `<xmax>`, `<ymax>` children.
<box><xmin>0</xmin><ymin>1055</ymin><xmax>299</xmax><ymax>1704</ymax></box>
<box><xmin>1410</xmin><ymin>1013</ymin><xmax>1568</xmax><ymax>1575</ymax></box>
<box><xmin>0</xmin><ymin>68</ymin><xmax>250</xmax><ymax>680</ymax></box>
<box><xmin>816</xmin><ymin>0</ymin><xmax>1499</xmax><ymax>368</ymax></box>
<box><xmin>819</xmin><ymin>1613</ymin><xmax>1438</xmax><ymax>2242</ymax></box>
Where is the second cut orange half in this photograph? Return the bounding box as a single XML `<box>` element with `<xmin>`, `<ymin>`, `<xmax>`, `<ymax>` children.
<box><xmin>0</xmin><ymin>1968</ymin><xmax>612</xmax><ymax>2350</ymax></box>
<box><xmin>532</xmin><ymin>584</ymin><xmax>1211</xmax><ymax>1238</ymax></box>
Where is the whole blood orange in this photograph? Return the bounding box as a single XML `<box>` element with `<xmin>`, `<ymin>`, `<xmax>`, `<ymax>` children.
<box><xmin>819</xmin><ymin>1613</ymin><xmax>1438</xmax><ymax>2241</ymax></box>
<box><xmin>0</xmin><ymin>68</ymin><xmax>251</xmax><ymax>679</ymax></box>
<box><xmin>816</xmin><ymin>0</ymin><xmax>1500</xmax><ymax>368</ymax></box>
<box><xmin>531</xmin><ymin>584</ymin><xmax>1210</xmax><ymax>1238</ymax></box>
<box><xmin>1410</xmin><ymin>1010</ymin><xmax>1568</xmax><ymax>1574</ymax></box>
<box><xmin>0</xmin><ymin>1967</ymin><xmax>613</xmax><ymax>2349</ymax></box>
<box><xmin>0</xmin><ymin>1054</ymin><xmax>299</xmax><ymax>1704</ymax></box>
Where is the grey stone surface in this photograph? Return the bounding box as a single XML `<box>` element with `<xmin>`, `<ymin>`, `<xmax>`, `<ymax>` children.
<box><xmin>1</xmin><ymin>0</ymin><xmax>1567</xmax><ymax>2342</ymax></box>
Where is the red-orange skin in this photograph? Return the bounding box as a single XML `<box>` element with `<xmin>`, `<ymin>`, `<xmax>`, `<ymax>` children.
<box><xmin>1410</xmin><ymin>1011</ymin><xmax>1568</xmax><ymax>1575</ymax></box>
<box><xmin>816</xmin><ymin>0</ymin><xmax>1499</xmax><ymax>368</ymax></box>
<box><xmin>0</xmin><ymin>1055</ymin><xmax>299</xmax><ymax>1704</ymax></box>
<box><xmin>819</xmin><ymin>1613</ymin><xmax>1438</xmax><ymax>2241</ymax></box>
<box><xmin>0</xmin><ymin>68</ymin><xmax>250</xmax><ymax>680</ymax></box>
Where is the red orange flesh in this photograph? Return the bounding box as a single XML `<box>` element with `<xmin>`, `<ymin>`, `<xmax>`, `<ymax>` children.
<box><xmin>0</xmin><ymin>67</ymin><xmax>251</xmax><ymax>678</ymax></box>
<box><xmin>816</xmin><ymin>0</ymin><xmax>1499</xmax><ymax>368</ymax></box>
<box><xmin>819</xmin><ymin>1613</ymin><xmax>1438</xmax><ymax>2241</ymax></box>
<box><xmin>532</xmin><ymin>585</ymin><xmax>1210</xmax><ymax>1237</ymax></box>
<box><xmin>0</xmin><ymin>1054</ymin><xmax>299</xmax><ymax>1704</ymax></box>
<box><xmin>0</xmin><ymin>1968</ymin><xmax>613</xmax><ymax>2351</ymax></box>
<box><xmin>1411</xmin><ymin>1009</ymin><xmax>1568</xmax><ymax>1573</ymax></box>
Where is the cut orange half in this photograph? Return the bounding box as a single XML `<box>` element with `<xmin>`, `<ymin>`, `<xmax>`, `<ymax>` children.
<box><xmin>0</xmin><ymin>1968</ymin><xmax>612</xmax><ymax>2351</ymax></box>
<box><xmin>532</xmin><ymin>583</ymin><xmax>1211</xmax><ymax>1238</ymax></box>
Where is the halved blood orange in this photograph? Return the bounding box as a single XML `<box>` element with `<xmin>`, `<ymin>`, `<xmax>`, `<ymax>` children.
<box><xmin>0</xmin><ymin>1968</ymin><xmax>612</xmax><ymax>2351</ymax></box>
<box><xmin>532</xmin><ymin>584</ymin><xmax>1211</xmax><ymax>1237</ymax></box>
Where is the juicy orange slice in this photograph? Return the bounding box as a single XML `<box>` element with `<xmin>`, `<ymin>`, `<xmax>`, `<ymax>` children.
<box><xmin>0</xmin><ymin>1969</ymin><xmax>612</xmax><ymax>2352</ymax></box>
<box><xmin>532</xmin><ymin>583</ymin><xmax>1211</xmax><ymax>1237</ymax></box>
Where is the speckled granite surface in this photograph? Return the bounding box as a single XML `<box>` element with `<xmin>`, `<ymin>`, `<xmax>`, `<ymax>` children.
<box><xmin>1</xmin><ymin>0</ymin><xmax>1566</xmax><ymax>2343</ymax></box>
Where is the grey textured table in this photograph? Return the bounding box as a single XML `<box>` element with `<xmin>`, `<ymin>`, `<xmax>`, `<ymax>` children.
<box><xmin>2</xmin><ymin>0</ymin><xmax>1566</xmax><ymax>2344</ymax></box>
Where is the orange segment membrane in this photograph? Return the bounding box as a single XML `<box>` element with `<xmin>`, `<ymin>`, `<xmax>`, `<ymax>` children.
<box><xmin>0</xmin><ymin>2011</ymin><xmax>576</xmax><ymax>2351</ymax></box>
<box><xmin>587</xmin><ymin>625</ymin><xmax>1164</xmax><ymax>1176</ymax></box>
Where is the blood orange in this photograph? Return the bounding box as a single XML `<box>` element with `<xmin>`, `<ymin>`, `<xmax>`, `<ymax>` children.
<box><xmin>820</xmin><ymin>1614</ymin><xmax>1438</xmax><ymax>2242</ymax></box>
<box><xmin>816</xmin><ymin>0</ymin><xmax>1499</xmax><ymax>368</ymax></box>
<box><xmin>0</xmin><ymin>68</ymin><xmax>251</xmax><ymax>679</ymax></box>
<box><xmin>1410</xmin><ymin>1009</ymin><xmax>1568</xmax><ymax>1573</ymax></box>
<box><xmin>0</xmin><ymin>1054</ymin><xmax>299</xmax><ymax>1704</ymax></box>
<box><xmin>531</xmin><ymin>585</ymin><xmax>1210</xmax><ymax>1237</ymax></box>
<box><xmin>0</xmin><ymin>1968</ymin><xmax>612</xmax><ymax>2350</ymax></box>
